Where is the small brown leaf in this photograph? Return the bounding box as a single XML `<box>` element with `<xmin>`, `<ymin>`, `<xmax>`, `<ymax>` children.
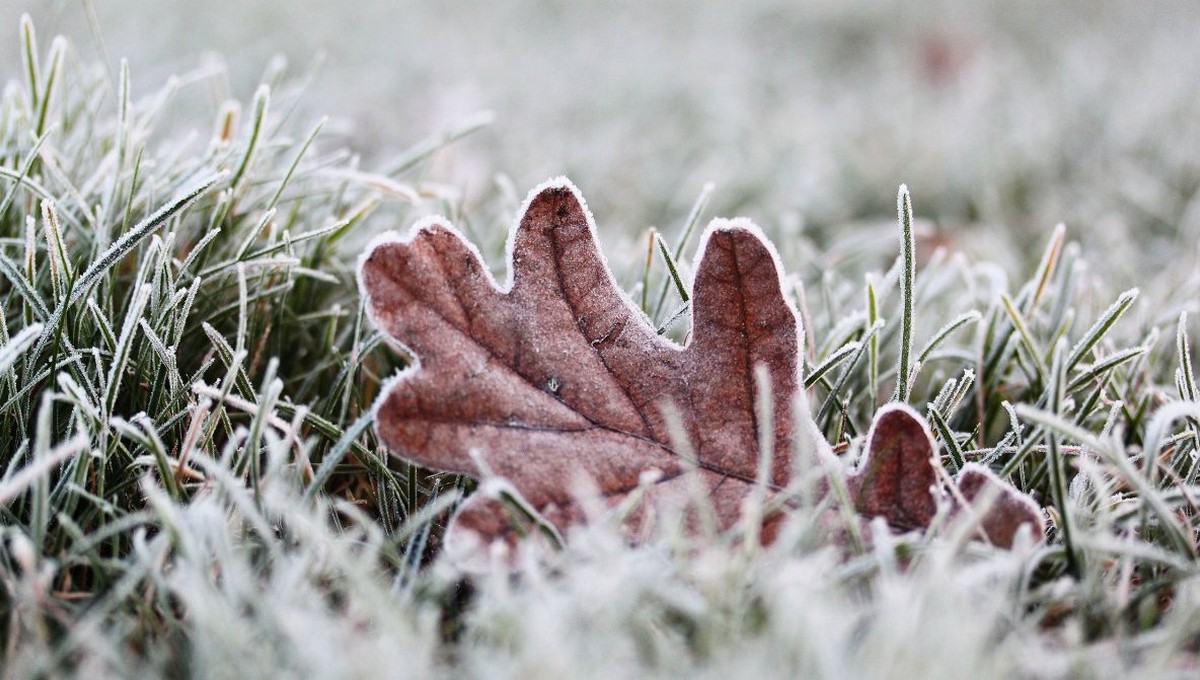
<box><xmin>847</xmin><ymin>404</ymin><xmax>1045</xmax><ymax>548</ymax></box>
<box><xmin>360</xmin><ymin>178</ymin><xmax>798</xmax><ymax>551</ymax></box>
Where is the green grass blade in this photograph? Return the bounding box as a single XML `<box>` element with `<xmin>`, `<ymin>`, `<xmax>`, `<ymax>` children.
<box><xmin>229</xmin><ymin>85</ymin><xmax>270</xmax><ymax>192</ymax></box>
<box><xmin>1065</xmin><ymin>288</ymin><xmax>1138</xmax><ymax>372</ymax></box>
<box><xmin>917</xmin><ymin>310</ymin><xmax>981</xmax><ymax>365</ymax></box>
<box><xmin>1000</xmin><ymin>292</ymin><xmax>1046</xmax><ymax>384</ymax></box>
<box><xmin>928</xmin><ymin>405</ymin><xmax>965</xmax><ymax>472</ymax></box>
<box><xmin>70</xmin><ymin>172</ymin><xmax>225</xmax><ymax>306</ymax></box>
<box><xmin>303</xmin><ymin>411</ymin><xmax>375</xmax><ymax>503</ymax></box>
<box><xmin>0</xmin><ymin>324</ymin><xmax>43</xmax><ymax>376</ymax></box>
<box><xmin>1045</xmin><ymin>340</ymin><xmax>1081</xmax><ymax>574</ymax></box>
<box><xmin>805</xmin><ymin>341</ymin><xmax>860</xmax><ymax>389</ymax></box>
<box><xmin>895</xmin><ymin>184</ymin><xmax>915</xmax><ymax>402</ymax></box>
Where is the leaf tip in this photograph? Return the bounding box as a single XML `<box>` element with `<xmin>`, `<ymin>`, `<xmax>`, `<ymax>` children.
<box><xmin>513</xmin><ymin>176</ymin><xmax>596</xmax><ymax>244</ymax></box>
<box><xmin>523</xmin><ymin>175</ymin><xmax>589</xmax><ymax>217</ymax></box>
<box><xmin>696</xmin><ymin>217</ymin><xmax>781</xmax><ymax>266</ymax></box>
<box><xmin>868</xmin><ymin>402</ymin><xmax>933</xmax><ymax>444</ymax></box>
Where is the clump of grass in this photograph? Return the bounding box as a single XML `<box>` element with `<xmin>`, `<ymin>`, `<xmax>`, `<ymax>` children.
<box><xmin>0</xmin><ymin>16</ymin><xmax>470</xmax><ymax>663</ymax></box>
<box><xmin>5</xmin><ymin>15</ymin><xmax>1200</xmax><ymax>679</ymax></box>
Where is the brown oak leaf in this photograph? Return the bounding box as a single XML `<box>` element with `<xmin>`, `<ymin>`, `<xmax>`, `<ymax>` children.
<box><xmin>358</xmin><ymin>178</ymin><xmax>1043</xmax><ymax>554</ymax></box>
<box><xmin>359</xmin><ymin>178</ymin><xmax>797</xmax><ymax>551</ymax></box>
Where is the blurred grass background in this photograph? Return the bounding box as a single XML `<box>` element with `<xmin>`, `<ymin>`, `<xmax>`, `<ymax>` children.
<box><xmin>6</xmin><ymin>0</ymin><xmax>1200</xmax><ymax>282</ymax></box>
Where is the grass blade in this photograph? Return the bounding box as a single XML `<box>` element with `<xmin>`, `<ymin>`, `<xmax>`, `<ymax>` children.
<box><xmin>303</xmin><ymin>411</ymin><xmax>375</xmax><ymax>503</ymax></box>
<box><xmin>70</xmin><ymin>172</ymin><xmax>225</xmax><ymax>306</ymax></box>
<box><xmin>0</xmin><ymin>324</ymin><xmax>43</xmax><ymax>376</ymax></box>
<box><xmin>1066</xmin><ymin>288</ymin><xmax>1138</xmax><ymax>372</ymax></box>
<box><xmin>895</xmin><ymin>184</ymin><xmax>915</xmax><ymax>402</ymax></box>
<box><xmin>1045</xmin><ymin>340</ymin><xmax>1081</xmax><ymax>574</ymax></box>
<box><xmin>229</xmin><ymin>85</ymin><xmax>269</xmax><ymax>192</ymax></box>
